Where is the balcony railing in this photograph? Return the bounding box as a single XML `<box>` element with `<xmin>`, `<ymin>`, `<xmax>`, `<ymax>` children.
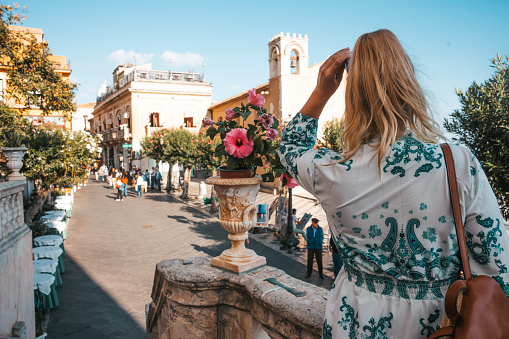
<box><xmin>97</xmin><ymin>69</ymin><xmax>205</xmax><ymax>104</ymax></box>
<box><xmin>98</xmin><ymin>128</ymin><xmax>130</xmax><ymax>142</ymax></box>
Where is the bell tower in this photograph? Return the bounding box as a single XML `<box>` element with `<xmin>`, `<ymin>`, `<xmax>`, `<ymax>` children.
<box><xmin>268</xmin><ymin>32</ymin><xmax>309</xmax><ymax>79</ymax></box>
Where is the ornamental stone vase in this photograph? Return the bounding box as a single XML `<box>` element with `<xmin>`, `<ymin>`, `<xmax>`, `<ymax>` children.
<box><xmin>205</xmin><ymin>175</ymin><xmax>266</xmax><ymax>273</ymax></box>
<box><xmin>1</xmin><ymin>147</ymin><xmax>27</xmax><ymax>181</ymax></box>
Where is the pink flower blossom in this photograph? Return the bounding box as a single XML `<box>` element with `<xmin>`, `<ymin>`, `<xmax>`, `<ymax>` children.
<box><xmin>265</xmin><ymin>128</ymin><xmax>277</xmax><ymax>142</ymax></box>
<box><xmin>259</xmin><ymin>113</ymin><xmax>274</xmax><ymax>129</ymax></box>
<box><xmin>248</xmin><ymin>88</ymin><xmax>265</xmax><ymax>108</ymax></box>
<box><xmin>225</xmin><ymin>108</ymin><xmax>236</xmax><ymax>121</ymax></box>
<box><xmin>202</xmin><ymin>117</ymin><xmax>215</xmax><ymax>128</ymax></box>
<box><xmin>280</xmin><ymin>173</ymin><xmax>299</xmax><ymax>189</ymax></box>
<box><xmin>224</xmin><ymin>128</ymin><xmax>254</xmax><ymax>158</ymax></box>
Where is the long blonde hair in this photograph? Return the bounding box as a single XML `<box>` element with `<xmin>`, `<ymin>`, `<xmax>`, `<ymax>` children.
<box><xmin>338</xmin><ymin>29</ymin><xmax>442</xmax><ymax>171</ymax></box>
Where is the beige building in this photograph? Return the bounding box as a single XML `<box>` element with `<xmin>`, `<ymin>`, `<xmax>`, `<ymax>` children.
<box><xmin>209</xmin><ymin>32</ymin><xmax>346</xmax><ymax>140</ymax></box>
<box><xmin>72</xmin><ymin>102</ymin><xmax>95</xmax><ymax>132</ymax></box>
<box><xmin>90</xmin><ymin>63</ymin><xmax>213</xmax><ymax>170</ymax></box>
<box><xmin>0</xmin><ymin>26</ymin><xmax>73</xmax><ymax>129</ymax></box>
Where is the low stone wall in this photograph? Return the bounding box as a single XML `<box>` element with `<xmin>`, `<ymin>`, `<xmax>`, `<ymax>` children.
<box><xmin>0</xmin><ymin>181</ymin><xmax>34</xmax><ymax>339</ymax></box>
<box><xmin>146</xmin><ymin>257</ymin><xmax>327</xmax><ymax>339</ymax></box>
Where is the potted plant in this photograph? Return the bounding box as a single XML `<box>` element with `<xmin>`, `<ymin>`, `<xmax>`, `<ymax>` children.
<box><xmin>203</xmin><ymin>88</ymin><xmax>287</xmax><ymax>181</ymax></box>
<box><xmin>202</xmin><ymin>88</ymin><xmax>291</xmax><ymax>272</ymax></box>
<box><xmin>1</xmin><ymin>130</ymin><xmax>27</xmax><ymax>181</ymax></box>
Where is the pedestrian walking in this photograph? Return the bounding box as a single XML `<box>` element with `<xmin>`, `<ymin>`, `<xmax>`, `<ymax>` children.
<box><xmin>136</xmin><ymin>174</ymin><xmax>144</xmax><ymax>198</ymax></box>
<box><xmin>150</xmin><ymin>167</ymin><xmax>156</xmax><ymax>190</ymax></box>
<box><xmin>142</xmin><ymin>169</ymin><xmax>149</xmax><ymax>193</ymax></box>
<box><xmin>121</xmin><ymin>175</ymin><xmax>128</xmax><ymax>197</ymax></box>
<box><xmin>115</xmin><ymin>175</ymin><xmax>124</xmax><ymax>202</ymax></box>
<box><xmin>155</xmin><ymin>168</ymin><xmax>162</xmax><ymax>191</ymax></box>
<box><xmin>278</xmin><ymin>29</ymin><xmax>509</xmax><ymax>338</ymax></box>
<box><xmin>305</xmin><ymin>218</ymin><xmax>324</xmax><ymax>279</ymax></box>
<box><xmin>98</xmin><ymin>165</ymin><xmax>103</xmax><ymax>182</ymax></box>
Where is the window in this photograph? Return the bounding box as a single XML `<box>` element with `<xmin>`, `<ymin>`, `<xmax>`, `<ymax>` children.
<box><xmin>184</xmin><ymin>117</ymin><xmax>194</xmax><ymax>127</ymax></box>
<box><xmin>150</xmin><ymin>113</ymin><xmax>160</xmax><ymax>127</ymax></box>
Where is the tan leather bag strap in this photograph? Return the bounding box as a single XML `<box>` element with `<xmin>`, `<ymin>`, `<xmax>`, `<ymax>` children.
<box><xmin>441</xmin><ymin>143</ymin><xmax>472</xmax><ymax>281</ymax></box>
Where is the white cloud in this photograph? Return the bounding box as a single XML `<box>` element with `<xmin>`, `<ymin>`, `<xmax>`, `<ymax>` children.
<box><xmin>160</xmin><ymin>50</ymin><xmax>204</xmax><ymax>68</ymax></box>
<box><xmin>107</xmin><ymin>49</ymin><xmax>154</xmax><ymax>65</ymax></box>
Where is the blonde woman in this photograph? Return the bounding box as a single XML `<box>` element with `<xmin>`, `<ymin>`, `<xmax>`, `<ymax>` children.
<box><xmin>279</xmin><ymin>29</ymin><xmax>509</xmax><ymax>338</ymax></box>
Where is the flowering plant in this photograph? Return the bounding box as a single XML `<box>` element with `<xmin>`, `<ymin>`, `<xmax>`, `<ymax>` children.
<box><xmin>203</xmin><ymin>88</ymin><xmax>287</xmax><ymax>182</ymax></box>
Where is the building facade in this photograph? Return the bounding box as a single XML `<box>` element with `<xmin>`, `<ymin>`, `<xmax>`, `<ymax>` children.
<box><xmin>90</xmin><ymin>63</ymin><xmax>213</xmax><ymax>171</ymax></box>
<box><xmin>72</xmin><ymin>102</ymin><xmax>95</xmax><ymax>132</ymax></box>
<box><xmin>0</xmin><ymin>26</ymin><xmax>73</xmax><ymax>129</ymax></box>
<box><xmin>209</xmin><ymin>32</ymin><xmax>346</xmax><ymax>140</ymax></box>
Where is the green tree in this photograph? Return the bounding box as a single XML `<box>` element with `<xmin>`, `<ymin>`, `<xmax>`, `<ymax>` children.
<box><xmin>318</xmin><ymin>117</ymin><xmax>344</xmax><ymax>153</ymax></box>
<box><xmin>164</xmin><ymin>129</ymin><xmax>195</xmax><ymax>199</ymax></box>
<box><xmin>0</xmin><ymin>4</ymin><xmax>77</xmax><ymax>117</ymax></box>
<box><xmin>21</xmin><ymin>123</ymin><xmax>98</xmax><ymax>221</ymax></box>
<box><xmin>193</xmin><ymin>132</ymin><xmax>223</xmax><ymax>212</ymax></box>
<box><xmin>444</xmin><ymin>55</ymin><xmax>509</xmax><ymax>218</ymax></box>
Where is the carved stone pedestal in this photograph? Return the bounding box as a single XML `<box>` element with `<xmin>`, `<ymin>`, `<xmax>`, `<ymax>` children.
<box><xmin>205</xmin><ymin>176</ymin><xmax>266</xmax><ymax>273</ymax></box>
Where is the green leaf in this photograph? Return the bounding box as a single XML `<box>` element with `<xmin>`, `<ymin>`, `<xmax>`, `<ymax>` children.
<box><xmin>253</xmin><ymin>157</ymin><xmax>263</xmax><ymax>167</ymax></box>
<box><xmin>206</xmin><ymin>126</ymin><xmax>218</xmax><ymax>139</ymax></box>
<box><xmin>240</xmin><ymin>109</ymin><xmax>251</xmax><ymax>121</ymax></box>
<box><xmin>271</xmin><ymin>118</ymin><xmax>279</xmax><ymax>129</ymax></box>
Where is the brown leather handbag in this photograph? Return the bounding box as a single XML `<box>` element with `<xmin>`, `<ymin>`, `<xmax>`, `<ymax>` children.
<box><xmin>428</xmin><ymin>144</ymin><xmax>509</xmax><ymax>338</ymax></box>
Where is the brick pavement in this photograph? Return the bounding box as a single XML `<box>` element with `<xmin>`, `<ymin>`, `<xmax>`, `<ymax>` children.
<box><xmin>47</xmin><ymin>177</ymin><xmax>334</xmax><ymax>338</ymax></box>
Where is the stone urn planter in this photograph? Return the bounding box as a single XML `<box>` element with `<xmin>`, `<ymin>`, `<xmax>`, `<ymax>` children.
<box><xmin>1</xmin><ymin>147</ymin><xmax>27</xmax><ymax>181</ymax></box>
<box><xmin>205</xmin><ymin>175</ymin><xmax>266</xmax><ymax>273</ymax></box>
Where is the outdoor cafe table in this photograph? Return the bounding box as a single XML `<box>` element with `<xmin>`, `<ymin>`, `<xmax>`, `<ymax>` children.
<box><xmin>55</xmin><ymin>202</ymin><xmax>73</xmax><ymax>217</ymax></box>
<box><xmin>33</xmin><ymin>258</ymin><xmax>62</xmax><ymax>286</ymax></box>
<box><xmin>33</xmin><ymin>245</ymin><xmax>65</xmax><ymax>273</ymax></box>
<box><xmin>33</xmin><ymin>273</ymin><xmax>59</xmax><ymax>309</ymax></box>
<box><xmin>33</xmin><ymin>235</ymin><xmax>65</xmax><ymax>254</ymax></box>
<box><xmin>41</xmin><ymin>212</ymin><xmax>66</xmax><ymax>222</ymax></box>
<box><xmin>45</xmin><ymin>220</ymin><xmax>67</xmax><ymax>240</ymax></box>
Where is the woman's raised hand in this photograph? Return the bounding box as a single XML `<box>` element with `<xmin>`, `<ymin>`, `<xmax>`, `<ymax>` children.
<box><xmin>316</xmin><ymin>48</ymin><xmax>352</xmax><ymax>98</ymax></box>
<box><xmin>300</xmin><ymin>48</ymin><xmax>352</xmax><ymax>119</ymax></box>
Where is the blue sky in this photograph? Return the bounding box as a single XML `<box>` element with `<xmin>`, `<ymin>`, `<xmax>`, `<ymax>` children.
<box><xmin>17</xmin><ymin>0</ymin><xmax>509</xmax><ymax>123</ymax></box>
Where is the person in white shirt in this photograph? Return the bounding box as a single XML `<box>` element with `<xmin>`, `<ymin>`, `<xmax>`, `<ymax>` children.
<box><xmin>136</xmin><ymin>174</ymin><xmax>144</xmax><ymax>198</ymax></box>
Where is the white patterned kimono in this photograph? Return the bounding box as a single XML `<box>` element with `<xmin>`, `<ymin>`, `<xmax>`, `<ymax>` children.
<box><xmin>279</xmin><ymin>113</ymin><xmax>509</xmax><ymax>339</ymax></box>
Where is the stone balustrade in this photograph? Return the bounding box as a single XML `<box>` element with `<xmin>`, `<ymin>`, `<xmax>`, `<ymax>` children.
<box><xmin>0</xmin><ymin>181</ymin><xmax>34</xmax><ymax>339</ymax></box>
<box><xmin>146</xmin><ymin>257</ymin><xmax>326</xmax><ymax>339</ymax></box>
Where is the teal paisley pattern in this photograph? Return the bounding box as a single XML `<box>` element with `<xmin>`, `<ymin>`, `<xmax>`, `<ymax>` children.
<box><xmin>279</xmin><ymin>113</ymin><xmax>509</xmax><ymax>338</ymax></box>
<box><xmin>465</xmin><ymin>215</ymin><xmax>504</xmax><ymax>266</ymax></box>
<box><xmin>339</xmin><ymin>297</ymin><xmax>393</xmax><ymax>339</ymax></box>
<box><xmin>383</xmin><ymin>136</ymin><xmax>443</xmax><ymax>178</ymax></box>
<box><xmin>322</xmin><ymin>319</ymin><xmax>333</xmax><ymax>339</ymax></box>
<box><xmin>279</xmin><ymin>112</ymin><xmax>353</xmax><ymax>182</ymax></box>
<box><xmin>419</xmin><ymin>309</ymin><xmax>441</xmax><ymax>337</ymax></box>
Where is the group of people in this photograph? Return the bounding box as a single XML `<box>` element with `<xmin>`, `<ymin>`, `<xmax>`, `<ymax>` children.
<box><xmin>92</xmin><ymin>164</ymin><xmax>164</xmax><ymax>200</ymax></box>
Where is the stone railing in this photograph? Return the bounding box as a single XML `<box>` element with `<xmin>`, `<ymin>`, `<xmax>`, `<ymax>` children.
<box><xmin>146</xmin><ymin>257</ymin><xmax>326</xmax><ymax>339</ymax></box>
<box><xmin>0</xmin><ymin>181</ymin><xmax>34</xmax><ymax>339</ymax></box>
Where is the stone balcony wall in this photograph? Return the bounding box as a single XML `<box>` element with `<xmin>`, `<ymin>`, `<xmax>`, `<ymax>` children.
<box><xmin>146</xmin><ymin>257</ymin><xmax>326</xmax><ymax>339</ymax></box>
<box><xmin>0</xmin><ymin>181</ymin><xmax>34</xmax><ymax>339</ymax></box>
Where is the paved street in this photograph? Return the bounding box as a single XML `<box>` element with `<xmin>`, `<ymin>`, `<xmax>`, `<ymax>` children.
<box><xmin>47</xmin><ymin>177</ymin><xmax>334</xmax><ymax>338</ymax></box>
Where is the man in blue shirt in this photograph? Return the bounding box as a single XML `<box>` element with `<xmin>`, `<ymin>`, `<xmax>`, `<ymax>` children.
<box><xmin>305</xmin><ymin>218</ymin><xmax>324</xmax><ymax>279</ymax></box>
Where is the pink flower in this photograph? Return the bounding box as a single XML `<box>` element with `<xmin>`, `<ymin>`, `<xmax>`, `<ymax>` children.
<box><xmin>248</xmin><ymin>88</ymin><xmax>265</xmax><ymax>108</ymax></box>
<box><xmin>225</xmin><ymin>108</ymin><xmax>236</xmax><ymax>121</ymax></box>
<box><xmin>265</xmin><ymin>128</ymin><xmax>277</xmax><ymax>142</ymax></box>
<box><xmin>202</xmin><ymin>117</ymin><xmax>215</xmax><ymax>127</ymax></box>
<box><xmin>280</xmin><ymin>173</ymin><xmax>299</xmax><ymax>189</ymax></box>
<box><xmin>224</xmin><ymin>128</ymin><xmax>254</xmax><ymax>158</ymax></box>
<box><xmin>259</xmin><ymin>113</ymin><xmax>274</xmax><ymax>129</ymax></box>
